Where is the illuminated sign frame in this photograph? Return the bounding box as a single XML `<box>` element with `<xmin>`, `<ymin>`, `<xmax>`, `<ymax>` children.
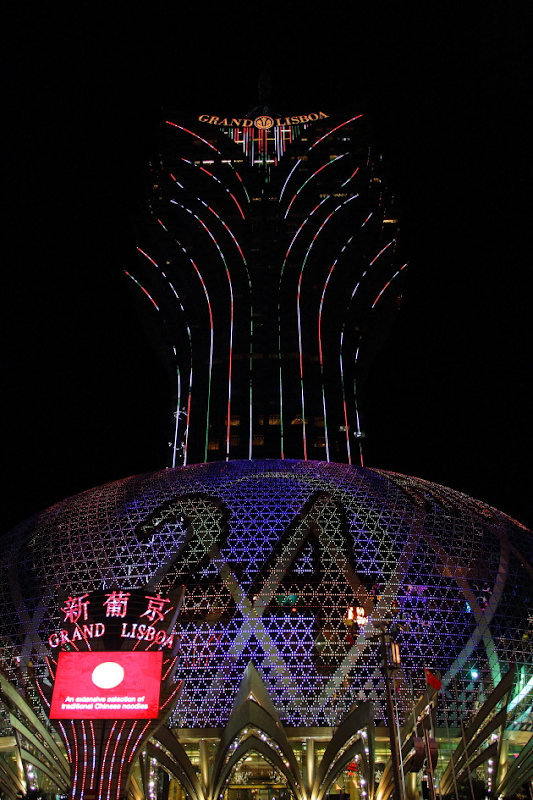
<box><xmin>50</xmin><ymin>651</ymin><xmax>163</xmax><ymax>720</ymax></box>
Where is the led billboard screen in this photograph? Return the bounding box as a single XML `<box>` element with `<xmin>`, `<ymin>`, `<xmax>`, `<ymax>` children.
<box><xmin>50</xmin><ymin>651</ymin><xmax>163</xmax><ymax>719</ymax></box>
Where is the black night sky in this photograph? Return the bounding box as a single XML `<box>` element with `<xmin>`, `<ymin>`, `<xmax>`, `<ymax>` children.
<box><xmin>2</xmin><ymin>2</ymin><xmax>531</xmax><ymax>534</ymax></box>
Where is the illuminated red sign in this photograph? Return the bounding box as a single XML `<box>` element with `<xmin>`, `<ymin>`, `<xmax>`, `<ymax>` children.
<box><xmin>50</xmin><ymin>651</ymin><xmax>163</xmax><ymax>719</ymax></box>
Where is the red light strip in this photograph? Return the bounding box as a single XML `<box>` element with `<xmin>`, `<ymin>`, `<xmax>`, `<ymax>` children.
<box><xmin>284</xmin><ymin>154</ymin><xmax>346</xmax><ymax>219</ymax></box>
<box><xmin>171</xmin><ymin>203</ymin><xmax>235</xmax><ymax>460</ymax></box>
<box><xmin>152</xmin><ymin>221</ymin><xmax>214</xmax><ymax>464</ymax></box>
<box><xmin>124</xmin><ymin>271</ymin><xmax>160</xmax><ymax>311</ymax></box>
<box><xmin>80</xmin><ymin>720</ymin><xmax>88</xmax><ymax>795</ymax></box>
<box><xmin>165</xmin><ymin>121</ymin><xmax>220</xmax><ymax>153</ymax></box>
<box><xmin>296</xmin><ymin>196</ymin><xmax>359</xmax><ymax>457</ymax></box>
<box><xmin>280</xmin><ymin>115</ymin><xmax>363</xmax><ymax>202</ymax></box>
<box><xmin>371</xmin><ymin>263</ymin><xmax>408</xmax><ymax>308</ymax></box>
<box><xmin>108</xmin><ymin>721</ymin><xmax>127</xmax><ymax>800</ymax></box>
<box><xmin>128</xmin><ymin>721</ymin><xmax>151</xmax><ymax>763</ymax></box>
<box><xmin>138</xmin><ymin>241</ymin><xmax>192</xmax><ymax>467</ymax></box>
<box><xmin>89</xmin><ymin>720</ymin><xmax>96</xmax><ymax>789</ymax></box>
<box><xmin>36</xmin><ymin>680</ymin><xmax>50</xmax><ymax>709</ymax></box>
<box><xmin>71</xmin><ymin>721</ymin><xmax>79</xmax><ymax>797</ymax></box>
<box><xmin>100</xmin><ymin>721</ymin><xmax>118</xmax><ymax>800</ymax></box>
<box><xmin>57</xmin><ymin>721</ymin><xmax>71</xmax><ymax>763</ymax></box>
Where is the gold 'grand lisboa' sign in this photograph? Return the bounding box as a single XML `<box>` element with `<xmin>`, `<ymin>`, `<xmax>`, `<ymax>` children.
<box><xmin>198</xmin><ymin>111</ymin><xmax>329</xmax><ymax>129</ymax></box>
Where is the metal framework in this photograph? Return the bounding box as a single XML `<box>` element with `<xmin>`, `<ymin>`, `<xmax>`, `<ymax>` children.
<box><xmin>1</xmin><ymin>461</ymin><xmax>532</xmax><ymax>735</ymax></box>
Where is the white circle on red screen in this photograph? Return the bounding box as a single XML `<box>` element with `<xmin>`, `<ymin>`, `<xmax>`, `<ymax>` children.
<box><xmin>91</xmin><ymin>661</ymin><xmax>125</xmax><ymax>689</ymax></box>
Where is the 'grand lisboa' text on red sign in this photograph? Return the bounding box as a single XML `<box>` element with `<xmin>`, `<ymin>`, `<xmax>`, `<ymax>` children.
<box><xmin>48</xmin><ymin>591</ymin><xmax>177</xmax><ymax>650</ymax></box>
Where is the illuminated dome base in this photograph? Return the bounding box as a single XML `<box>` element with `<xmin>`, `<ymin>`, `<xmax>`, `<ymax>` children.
<box><xmin>1</xmin><ymin>459</ymin><xmax>532</xmax><ymax>733</ymax></box>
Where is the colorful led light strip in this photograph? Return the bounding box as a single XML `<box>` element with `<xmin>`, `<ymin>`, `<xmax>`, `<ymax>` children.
<box><xmin>371</xmin><ymin>263</ymin><xmax>408</xmax><ymax>308</ymax></box>
<box><xmin>170</xmin><ymin>202</ymin><xmax>235</xmax><ymax>460</ymax></box>
<box><xmin>100</xmin><ymin>721</ymin><xmax>118</xmax><ymax>800</ymax></box>
<box><xmin>137</xmin><ymin>245</ymin><xmax>191</xmax><ymax>467</ymax></box>
<box><xmin>279</xmin><ymin>115</ymin><xmax>363</xmax><ymax>203</ymax></box>
<box><xmin>80</xmin><ymin>720</ymin><xmax>88</xmax><ymax>795</ymax></box>
<box><xmin>180</xmin><ymin>159</ymin><xmax>246</xmax><ymax>219</ymax></box>
<box><xmin>71</xmin><ymin>721</ymin><xmax>79</xmax><ymax>797</ymax></box>
<box><xmin>89</xmin><ymin>720</ymin><xmax>96</xmax><ymax>789</ymax></box>
<box><xmin>108</xmin><ymin>721</ymin><xmax>127</xmax><ymax>800</ymax></box>
<box><xmin>284</xmin><ymin>153</ymin><xmax>347</xmax><ymax>219</ymax></box>
<box><xmin>341</xmin><ymin>166</ymin><xmax>360</xmax><ymax>188</ymax></box>
<box><xmin>165</xmin><ymin>121</ymin><xmax>220</xmax><ymax>153</ymax></box>
<box><xmin>155</xmin><ymin>222</ymin><xmax>214</xmax><ymax>464</ymax></box>
<box><xmin>296</xmin><ymin>195</ymin><xmax>360</xmax><ymax>456</ymax></box>
<box><xmin>173</xmin><ymin>163</ymin><xmax>255</xmax><ymax>456</ymax></box>
<box><xmin>124</xmin><ymin>271</ymin><xmax>160</xmax><ymax>311</ymax></box>
<box><xmin>278</xmin><ymin>195</ymin><xmax>331</xmax><ymax>448</ymax></box>
<box><xmin>338</xmin><ymin>215</ymin><xmax>374</xmax><ymax>462</ymax></box>
<box><xmin>318</xmin><ymin>235</ymin><xmax>355</xmax><ymax>461</ymax></box>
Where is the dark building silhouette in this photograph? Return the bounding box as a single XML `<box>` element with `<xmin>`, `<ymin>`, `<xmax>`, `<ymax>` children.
<box><xmin>1</xmin><ymin>102</ymin><xmax>532</xmax><ymax>800</ymax></box>
<box><xmin>133</xmin><ymin>107</ymin><xmax>404</xmax><ymax>466</ymax></box>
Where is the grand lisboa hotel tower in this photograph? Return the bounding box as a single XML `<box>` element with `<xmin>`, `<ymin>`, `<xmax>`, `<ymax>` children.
<box><xmin>1</xmin><ymin>89</ymin><xmax>532</xmax><ymax>800</ymax></box>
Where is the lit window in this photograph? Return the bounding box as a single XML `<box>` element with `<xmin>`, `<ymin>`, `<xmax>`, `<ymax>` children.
<box><xmin>252</xmin><ymin>435</ymin><xmax>264</xmax><ymax>446</ymax></box>
<box><xmin>291</xmin><ymin>416</ymin><xmax>307</xmax><ymax>425</ymax></box>
<box><xmin>314</xmin><ymin>417</ymin><xmax>325</xmax><ymax>427</ymax></box>
<box><xmin>268</xmin><ymin>415</ymin><xmax>281</xmax><ymax>426</ymax></box>
<box><xmin>207</xmin><ymin>441</ymin><xmax>219</xmax><ymax>450</ymax></box>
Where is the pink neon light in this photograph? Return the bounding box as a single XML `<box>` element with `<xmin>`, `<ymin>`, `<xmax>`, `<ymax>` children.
<box><xmin>279</xmin><ymin>116</ymin><xmax>362</xmax><ymax>203</ymax></box>
<box><xmin>36</xmin><ymin>680</ymin><xmax>50</xmax><ymax>709</ymax></box>
<box><xmin>296</xmin><ymin>272</ymin><xmax>307</xmax><ymax>460</ymax></box>
<box><xmin>160</xmin><ymin>679</ymin><xmax>183</xmax><ymax>710</ymax></box>
<box><xmin>99</xmin><ymin>720</ymin><xmax>117</xmax><ymax>798</ymax></box>
<box><xmin>171</xmin><ymin>203</ymin><xmax>235</xmax><ymax>459</ymax></box>
<box><xmin>128</xmin><ymin>721</ymin><xmax>151</xmax><ymax>763</ymax></box>
<box><xmin>122</xmin><ymin>723</ymin><xmax>138</xmax><ymax>767</ymax></box>
<box><xmin>71</xmin><ymin>720</ymin><xmax>79</xmax><ymax>796</ymax></box>
<box><xmin>57</xmin><ymin>721</ymin><xmax>72</xmax><ymax>762</ymax></box>
<box><xmin>45</xmin><ymin>656</ymin><xmax>56</xmax><ymax>682</ymax></box>
<box><xmin>109</xmin><ymin>720</ymin><xmax>127</xmax><ymax>800</ymax></box>
<box><xmin>162</xmin><ymin>656</ymin><xmax>177</xmax><ymax>682</ymax></box>
<box><xmin>81</xmin><ymin>720</ymin><xmax>88</xmax><ymax>793</ymax></box>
